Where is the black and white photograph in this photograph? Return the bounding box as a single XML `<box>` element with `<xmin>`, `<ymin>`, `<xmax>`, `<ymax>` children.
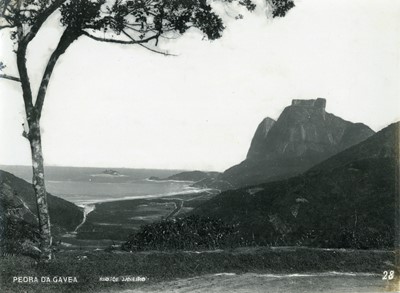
<box><xmin>0</xmin><ymin>0</ymin><xmax>399</xmax><ymax>292</ymax></box>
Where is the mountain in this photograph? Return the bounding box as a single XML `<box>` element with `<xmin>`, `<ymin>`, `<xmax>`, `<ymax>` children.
<box><xmin>190</xmin><ymin>177</ymin><xmax>235</xmax><ymax>191</ymax></box>
<box><xmin>0</xmin><ymin>170</ymin><xmax>84</xmax><ymax>255</ymax></box>
<box><xmin>221</xmin><ymin>98</ymin><xmax>375</xmax><ymax>187</ymax></box>
<box><xmin>246</xmin><ymin>117</ymin><xmax>276</xmax><ymax>160</ymax></box>
<box><xmin>165</xmin><ymin>170</ymin><xmax>219</xmax><ymax>182</ymax></box>
<box><xmin>150</xmin><ymin>170</ymin><xmax>220</xmax><ymax>182</ymax></box>
<box><xmin>192</xmin><ymin>122</ymin><xmax>399</xmax><ymax>249</ymax></box>
<box><xmin>308</xmin><ymin>121</ymin><xmax>398</xmax><ymax>172</ymax></box>
<box><xmin>148</xmin><ymin>170</ymin><xmax>232</xmax><ymax>191</ymax></box>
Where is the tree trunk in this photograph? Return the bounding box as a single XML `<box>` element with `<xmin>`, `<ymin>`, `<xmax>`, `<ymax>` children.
<box><xmin>16</xmin><ymin>27</ymin><xmax>81</xmax><ymax>261</ymax></box>
<box><xmin>28</xmin><ymin>120</ymin><xmax>52</xmax><ymax>261</ymax></box>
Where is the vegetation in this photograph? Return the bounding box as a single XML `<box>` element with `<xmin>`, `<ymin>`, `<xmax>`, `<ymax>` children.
<box><xmin>0</xmin><ymin>170</ymin><xmax>83</xmax><ymax>232</ymax></box>
<box><xmin>192</xmin><ymin>123</ymin><xmax>399</xmax><ymax>250</ymax></box>
<box><xmin>193</xmin><ymin>158</ymin><xmax>397</xmax><ymax>249</ymax></box>
<box><xmin>0</xmin><ymin>170</ymin><xmax>83</xmax><ymax>256</ymax></box>
<box><xmin>74</xmin><ymin>192</ymin><xmax>216</xmax><ymax>241</ymax></box>
<box><xmin>123</xmin><ymin>215</ymin><xmax>245</xmax><ymax>251</ymax></box>
<box><xmin>0</xmin><ymin>0</ymin><xmax>295</xmax><ymax>260</ymax></box>
<box><xmin>0</xmin><ymin>214</ymin><xmax>40</xmax><ymax>257</ymax></box>
<box><xmin>1</xmin><ymin>247</ymin><xmax>395</xmax><ymax>293</ymax></box>
<box><xmin>164</xmin><ymin>170</ymin><xmax>220</xmax><ymax>182</ymax></box>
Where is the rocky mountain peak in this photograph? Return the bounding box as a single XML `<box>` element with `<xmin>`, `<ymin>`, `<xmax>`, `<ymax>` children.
<box><xmin>291</xmin><ymin>98</ymin><xmax>326</xmax><ymax>109</ymax></box>
<box><xmin>247</xmin><ymin>117</ymin><xmax>276</xmax><ymax>160</ymax></box>
<box><xmin>222</xmin><ymin>98</ymin><xmax>375</xmax><ymax>187</ymax></box>
<box><xmin>259</xmin><ymin>117</ymin><xmax>276</xmax><ymax>136</ymax></box>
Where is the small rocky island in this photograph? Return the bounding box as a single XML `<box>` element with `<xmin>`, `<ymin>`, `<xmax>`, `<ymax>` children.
<box><xmin>101</xmin><ymin>169</ymin><xmax>121</xmax><ymax>176</ymax></box>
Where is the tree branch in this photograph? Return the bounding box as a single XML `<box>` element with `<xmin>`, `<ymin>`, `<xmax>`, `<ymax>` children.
<box><xmin>0</xmin><ymin>24</ymin><xmax>16</xmax><ymax>30</ymax></box>
<box><xmin>22</xmin><ymin>0</ymin><xmax>68</xmax><ymax>46</ymax></box>
<box><xmin>137</xmin><ymin>43</ymin><xmax>177</xmax><ymax>56</ymax></box>
<box><xmin>81</xmin><ymin>31</ymin><xmax>137</xmax><ymax>44</ymax></box>
<box><xmin>81</xmin><ymin>30</ymin><xmax>159</xmax><ymax>45</ymax></box>
<box><xmin>0</xmin><ymin>73</ymin><xmax>21</xmax><ymax>82</ymax></box>
<box><xmin>16</xmin><ymin>44</ymin><xmax>34</xmax><ymax>118</ymax></box>
<box><xmin>82</xmin><ymin>29</ymin><xmax>175</xmax><ymax>56</ymax></box>
<box><xmin>12</xmin><ymin>0</ymin><xmax>68</xmax><ymax>124</ymax></box>
<box><xmin>120</xmin><ymin>30</ymin><xmax>175</xmax><ymax>56</ymax></box>
<box><xmin>35</xmin><ymin>27</ymin><xmax>82</xmax><ymax>118</ymax></box>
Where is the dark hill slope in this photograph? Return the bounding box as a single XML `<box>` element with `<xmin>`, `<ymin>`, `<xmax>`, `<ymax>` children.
<box><xmin>192</xmin><ymin>123</ymin><xmax>399</xmax><ymax>249</ymax></box>
<box><xmin>0</xmin><ymin>170</ymin><xmax>83</xmax><ymax>234</ymax></box>
<box><xmin>221</xmin><ymin>98</ymin><xmax>374</xmax><ymax>187</ymax></box>
<box><xmin>309</xmin><ymin>121</ymin><xmax>398</xmax><ymax>172</ymax></box>
<box><xmin>159</xmin><ymin>170</ymin><xmax>220</xmax><ymax>182</ymax></box>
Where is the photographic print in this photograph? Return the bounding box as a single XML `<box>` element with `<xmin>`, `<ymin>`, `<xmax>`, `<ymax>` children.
<box><xmin>0</xmin><ymin>0</ymin><xmax>399</xmax><ymax>292</ymax></box>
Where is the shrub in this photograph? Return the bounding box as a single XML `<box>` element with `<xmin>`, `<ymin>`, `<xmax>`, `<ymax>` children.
<box><xmin>122</xmin><ymin>215</ymin><xmax>245</xmax><ymax>251</ymax></box>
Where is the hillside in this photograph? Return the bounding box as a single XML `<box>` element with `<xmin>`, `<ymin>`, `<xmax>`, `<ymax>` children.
<box><xmin>220</xmin><ymin>98</ymin><xmax>374</xmax><ymax>187</ymax></box>
<box><xmin>309</xmin><ymin>121</ymin><xmax>399</xmax><ymax>172</ymax></box>
<box><xmin>148</xmin><ymin>170</ymin><xmax>231</xmax><ymax>190</ymax></box>
<box><xmin>165</xmin><ymin>170</ymin><xmax>220</xmax><ymax>182</ymax></box>
<box><xmin>0</xmin><ymin>170</ymin><xmax>84</xmax><ymax>254</ymax></box>
<box><xmin>192</xmin><ymin>122</ymin><xmax>399</xmax><ymax>249</ymax></box>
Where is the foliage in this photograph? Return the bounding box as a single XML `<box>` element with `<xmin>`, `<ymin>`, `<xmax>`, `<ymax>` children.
<box><xmin>122</xmin><ymin>215</ymin><xmax>245</xmax><ymax>251</ymax></box>
<box><xmin>0</xmin><ymin>197</ymin><xmax>40</xmax><ymax>256</ymax></box>
<box><xmin>0</xmin><ymin>217</ymin><xmax>40</xmax><ymax>256</ymax></box>
<box><xmin>1</xmin><ymin>0</ymin><xmax>295</xmax><ymax>45</ymax></box>
<box><xmin>192</xmin><ymin>153</ymin><xmax>398</xmax><ymax>249</ymax></box>
<box><xmin>0</xmin><ymin>170</ymin><xmax>84</xmax><ymax>233</ymax></box>
<box><xmin>1</xmin><ymin>248</ymin><xmax>396</xmax><ymax>292</ymax></box>
<box><xmin>269</xmin><ymin>0</ymin><xmax>294</xmax><ymax>17</ymax></box>
<box><xmin>0</xmin><ymin>0</ymin><xmax>295</xmax><ymax>260</ymax></box>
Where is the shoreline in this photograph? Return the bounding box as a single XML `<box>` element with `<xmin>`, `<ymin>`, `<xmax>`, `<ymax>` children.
<box><xmin>70</xmin><ymin>189</ymin><xmax>219</xmax><ymax>242</ymax></box>
<box><xmin>72</xmin><ymin>187</ymin><xmax>217</xmax><ymax>206</ymax></box>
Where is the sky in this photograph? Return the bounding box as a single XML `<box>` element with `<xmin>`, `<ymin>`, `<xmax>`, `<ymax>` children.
<box><xmin>1</xmin><ymin>0</ymin><xmax>399</xmax><ymax>172</ymax></box>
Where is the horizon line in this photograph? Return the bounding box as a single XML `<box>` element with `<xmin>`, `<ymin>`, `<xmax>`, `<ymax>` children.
<box><xmin>0</xmin><ymin>163</ymin><xmax>220</xmax><ymax>173</ymax></box>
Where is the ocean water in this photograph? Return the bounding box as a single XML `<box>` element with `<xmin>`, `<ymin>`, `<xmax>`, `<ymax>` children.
<box><xmin>1</xmin><ymin>165</ymin><xmax>201</xmax><ymax>205</ymax></box>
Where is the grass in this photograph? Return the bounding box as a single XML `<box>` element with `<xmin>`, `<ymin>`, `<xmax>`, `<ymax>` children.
<box><xmin>74</xmin><ymin>192</ymin><xmax>214</xmax><ymax>241</ymax></box>
<box><xmin>1</xmin><ymin>247</ymin><xmax>397</xmax><ymax>293</ymax></box>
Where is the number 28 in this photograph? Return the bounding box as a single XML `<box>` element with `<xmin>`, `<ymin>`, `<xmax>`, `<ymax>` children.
<box><xmin>383</xmin><ymin>270</ymin><xmax>394</xmax><ymax>280</ymax></box>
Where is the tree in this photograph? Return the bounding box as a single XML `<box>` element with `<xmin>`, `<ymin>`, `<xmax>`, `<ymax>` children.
<box><xmin>0</xmin><ymin>0</ymin><xmax>294</xmax><ymax>261</ymax></box>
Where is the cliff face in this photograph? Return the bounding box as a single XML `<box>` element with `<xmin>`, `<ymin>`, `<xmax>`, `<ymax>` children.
<box><xmin>193</xmin><ymin>122</ymin><xmax>399</xmax><ymax>249</ymax></box>
<box><xmin>222</xmin><ymin>98</ymin><xmax>375</xmax><ymax>187</ymax></box>
<box><xmin>246</xmin><ymin>117</ymin><xmax>276</xmax><ymax>160</ymax></box>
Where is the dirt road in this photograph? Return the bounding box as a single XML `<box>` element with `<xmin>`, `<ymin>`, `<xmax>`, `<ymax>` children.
<box><xmin>165</xmin><ymin>200</ymin><xmax>184</xmax><ymax>219</ymax></box>
<box><xmin>116</xmin><ymin>272</ymin><xmax>397</xmax><ymax>293</ymax></box>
